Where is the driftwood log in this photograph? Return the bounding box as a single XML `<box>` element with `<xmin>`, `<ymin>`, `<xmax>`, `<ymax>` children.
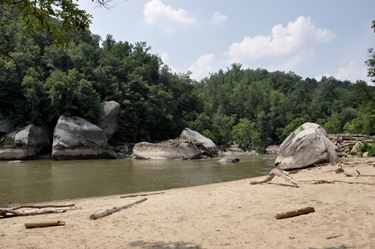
<box><xmin>25</xmin><ymin>221</ymin><xmax>65</xmax><ymax>228</ymax></box>
<box><xmin>90</xmin><ymin>198</ymin><xmax>147</xmax><ymax>220</ymax></box>
<box><xmin>0</xmin><ymin>206</ymin><xmax>81</xmax><ymax>217</ymax></box>
<box><xmin>12</xmin><ymin>204</ymin><xmax>75</xmax><ymax>210</ymax></box>
<box><xmin>120</xmin><ymin>192</ymin><xmax>164</xmax><ymax>198</ymax></box>
<box><xmin>275</xmin><ymin>207</ymin><xmax>315</xmax><ymax>219</ymax></box>
<box><xmin>250</xmin><ymin>168</ymin><xmax>302</xmax><ymax>188</ymax></box>
<box><xmin>300</xmin><ymin>179</ymin><xmax>375</xmax><ymax>185</ymax></box>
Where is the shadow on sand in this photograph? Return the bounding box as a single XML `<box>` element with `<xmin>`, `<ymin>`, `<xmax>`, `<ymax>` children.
<box><xmin>128</xmin><ymin>240</ymin><xmax>206</xmax><ymax>249</ymax></box>
<box><xmin>309</xmin><ymin>245</ymin><xmax>355</xmax><ymax>249</ymax></box>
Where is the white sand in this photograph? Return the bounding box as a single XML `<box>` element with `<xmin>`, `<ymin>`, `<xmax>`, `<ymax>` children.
<box><xmin>1</xmin><ymin>156</ymin><xmax>375</xmax><ymax>248</ymax></box>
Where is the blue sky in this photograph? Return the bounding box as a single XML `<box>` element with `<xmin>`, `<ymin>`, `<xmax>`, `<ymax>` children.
<box><xmin>78</xmin><ymin>0</ymin><xmax>375</xmax><ymax>83</ymax></box>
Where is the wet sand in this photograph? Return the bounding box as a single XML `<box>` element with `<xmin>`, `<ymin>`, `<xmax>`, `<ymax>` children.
<box><xmin>1</xmin><ymin>156</ymin><xmax>375</xmax><ymax>249</ymax></box>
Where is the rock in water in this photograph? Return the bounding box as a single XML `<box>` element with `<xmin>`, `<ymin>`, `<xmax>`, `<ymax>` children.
<box><xmin>275</xmin><ymin>122</ymin><xmax>338</xmax><ymax>170</ymax></box>
<box><xmin>219</xmin><ymin>156</ymin><xmax>240</xmax><ymax>163</ymax></box>
<box><xmin>52</xmin><ymin>115</ymin><xmax>116</xmax><ymax>160</ymax></box>
<box><xmin>133</xmin><ymin>141</ymin><xmax>201</xmax><ymax>160</ymax></box>
<box><xmin>0</xmin><ymin>125</ymin><xmax>50</xmax><ymax>160</ymax></box>
<box><xmin>180</xmin><ymin>128</ymin><xmax>218</xmax><ymax>158</ymax></box>
<box><xmin>96</xmin><ymin>101</ymin><xmax>120</xmax><ymax>139</ymax></box>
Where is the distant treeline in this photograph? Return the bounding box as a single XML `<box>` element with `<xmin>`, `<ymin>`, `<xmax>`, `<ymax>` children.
<box><xmin>1</xmin><ymin>10</ymin><xmax>374</xmax><ymax>147</ymax></box>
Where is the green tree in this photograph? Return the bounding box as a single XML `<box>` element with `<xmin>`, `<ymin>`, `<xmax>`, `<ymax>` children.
<box><xmin>45</xmin><ymin>69</ymin><xmax>100</xmax><ymax>123</ymax></box>
<box><xmin>366</xmin><ymin>21</ymin><xmax>375</xmax><ymax>84</ymax></box>
<box><xmin>0</xmin><ymin>0</ymin><xmax>110</xmax><ymax>59</ymax></box>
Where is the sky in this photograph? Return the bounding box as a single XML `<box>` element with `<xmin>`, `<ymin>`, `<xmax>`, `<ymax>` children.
<box><xmin>78</xmin><ymin>0</ymin><xmax>375</xmax><ymax>83</ymax></box>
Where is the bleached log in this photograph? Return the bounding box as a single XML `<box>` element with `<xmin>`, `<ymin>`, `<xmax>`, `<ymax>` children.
<box><xmin>275</xmin><ymin>207</ymin><xmax>315</xmax><ymax>219</ymax></box>
<box><xmin>12</xmin><ymin>204</ymin><xmax>75</xmax><ymax>210</ymax></box>
<box><xmin>250</xmin><ymin>168</ymin><xmax>302</xmax><ymax>188</ymax></box>
<box><xmin>90</xmin><ymin>198</ymin><xmax>147</xmax><ymax>220</ymax></box>
<box><xmin>25</xmin><ymin>221</ymin><xmax>65</xmax><ymax>228</ymax></box>
<box><xmin>0</xmin><ymin>206</ymin><xmax>81</xmax><ymax>216</ymax></box>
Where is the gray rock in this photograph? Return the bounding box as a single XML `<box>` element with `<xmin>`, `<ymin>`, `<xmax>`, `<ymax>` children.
<box><xmin>0</xmin><ymin>125</ymin><xmax>51</xmax><ymax>160</ymax></box>
<box><xmin>180</xmin><ymin>128</ymin><xmax>218</xmax><ymax>157</ymax></box>
<box><xmin>266</xmin><ymin>145</ymin><xmax>280</xmax><ymax>154</ymax></box>
<box><xmin>350</xmin><ymin>142</ymin><xmax>362</xmax><ymax>154</ymax></box>
<box><xmin>363</xmin><ymin>152</ymin><xmax>369</xmax><ymax>157</ymax></box>
<box><xmin>219</xmin><ymin>156</ymin><xmax>240</xmax><ymax>163</ymax></box>
<box><xmin>0</xmin><ymin>113</ymin><xmax>13</xmax><ymax>135</ymax></box>
<box><xmin>96</xmin><ymin>101</ymin><xmax>120</xmax><ymax>139</ymax></box>
<box><xmin>275</xmin><ymin>122</ymin><xmax>338</xmax><ymax>170</ymax></box>
<box><xmin>227</xmin><ymin>144</ymin><xmax>244</xmax><ymax>152</ymax></box>
<box><xmin>52</xmin><ymin>115</ymin><xmax>116</xmax><ymax>160</ymax></box>
<box><xmin>177</xmin><ymin>142</ymin><xmax>201</xmax><ymax>159</ymax></box>
<box><xmin>133</xmin><ymin>141</ymin><xmax>201</xmax><ymax>160</ymax></box>
<box><xmin>133</xmin><ymin>142</ymin><xmax>185</xmax><ymax>160</ymax></box>
<box><xmin>260</xmin><ymin>137</ymin><xmax>273</xmax><ymax>151</ymax></box>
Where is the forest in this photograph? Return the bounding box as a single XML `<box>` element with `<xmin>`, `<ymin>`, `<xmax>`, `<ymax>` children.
<box><xmin>1</xmin><ymin>6</ymin><xmax>375</xmax><ymax>150</ymax></box>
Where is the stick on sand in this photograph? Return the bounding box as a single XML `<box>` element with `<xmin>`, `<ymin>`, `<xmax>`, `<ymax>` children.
<box><xmin>90</xmin><ymin>198</ymin><xmax>147</xmax><ymax>220</ymax></box>
<box><xmin>275</xmin><ymin>207</ymin><xmax>315</xmax><ymax>219</ymax></box>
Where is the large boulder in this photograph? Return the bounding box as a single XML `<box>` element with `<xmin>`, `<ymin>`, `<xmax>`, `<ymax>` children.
<box><xmin>0</xmin><ymin>113</ymin><xmax>13</xmax><ymax>135</ymax></box>
<box><xmin>0</xmin><ymin>125</ymin><xmax>50</xmax><ymax>160</ymax></box>
<box><xmin>96</xmin><ymin>101</ymin><xmax>120</xmax><ymax>139</ymax></box>
<box><xmin>275</xmin><ymin>122</ymin><xmax>338</xmax><ymax>170</ymax></box>
<box><xmin>265</xmin><ymin>145</ymin><xmax>280</xmax><ymax>154</ymax></box>
<box><xmin>180</xmin><ymin>128</ymin><xmax>218</xmax><ymax>157</ymax></box>
<box><xmin>133</xmin><ymin>141</ymin><xmax>201</xmax><ymax>160</ymax></box>
<box><xmin>52</xmin><ymin>115</ymin><xmax>116</xmax><ymax>160</ymax></box>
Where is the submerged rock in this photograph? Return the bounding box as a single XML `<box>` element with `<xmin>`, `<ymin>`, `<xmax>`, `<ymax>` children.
<box><xmin>219</xmin><ymin>156</ymin><xmax>240</xmax><ymax>163</ymax></box>
<box><xmin>52</xmin><ymin>115</ymin><xmax>116</xmax><ymax>160</ymax></box>
<box><xmin>275</xmin><ymin>122</ymin><xmax>338</xmax><ymax>170</ymax></box>
<box><xmin>0</xmin><ymin>125</ymin><xmax>50</xmax><ymax>160</ymax></box>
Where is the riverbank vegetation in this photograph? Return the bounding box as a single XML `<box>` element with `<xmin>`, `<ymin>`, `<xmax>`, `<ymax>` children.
<box><xmin>1</xmin><ymin>8</ymin><xmax>375</xmax><ymax>147</ymax></box>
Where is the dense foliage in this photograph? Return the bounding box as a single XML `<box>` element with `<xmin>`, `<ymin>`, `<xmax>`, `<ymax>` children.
<box><xmin>1</xmin><ymin>9</ymin><xmax>375</xmax><ymax>149</ymax></box>
<box><xmin>0</xmin><ymin>13</ymin><xmax>201</xmax><ymax>142</ymax></box>
<box><xmin>189</xmin><ymin>65</ymin><xmax>362</xmax><ymax>147</ymax></box>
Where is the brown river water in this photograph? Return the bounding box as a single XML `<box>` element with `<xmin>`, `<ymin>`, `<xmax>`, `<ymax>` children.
<box><xmin>0</xmin><ymin>155</ymin><xmax>276</xmax><ymax>204</ymax></box>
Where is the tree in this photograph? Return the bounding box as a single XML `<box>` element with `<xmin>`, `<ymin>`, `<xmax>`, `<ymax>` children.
<box><xmin>0</xmin><ymin>0</ymin><xmax>109</xmax><ymax>59</ymax></box>
<box><xmin>366</xmin><ymin>21</ymin><xmax>375</xmax><ymax>83</ymax></box>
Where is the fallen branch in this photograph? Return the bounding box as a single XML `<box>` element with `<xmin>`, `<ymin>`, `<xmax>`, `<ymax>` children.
<box><xmin>12</xmin><ymin>204</ymin><xmax>75</xmax><ymax>210</ymax></box>
<box><xmin>25</xmin><ymin>221</ymin><xmax>65</xmax><ymax>229</ymax></box>
<box><xmin>0</xmin><ymin>206</ymin><xmax>81</xmax><ymax>217</ymax></box>
<box><xmin>90</xmin><ymin>198</ymin><xmax>147</xmax><ymax>220</ymax></box>
<box><xmin>344</xmin><ymin>172</ymin><xmax>375</xmax><ymax>177</ymax></box>
<box><xmin>120</xmin><ymin>192</ymin><xmax>164</xmax><ymax>198</ymax></box>
<box><xmin>300</xmin><ymin>179</ymin><xmax>375</xmax><ymax>185</ymax></box>
<box><xmin>275</xmin><ymin>207</ymin><xmax>315</xmax><ymax>219</ymax></box>
<box><xmin>250</xmin><ymin>168</ymin><xmax>302</xmax><ymax>188</ymax></box>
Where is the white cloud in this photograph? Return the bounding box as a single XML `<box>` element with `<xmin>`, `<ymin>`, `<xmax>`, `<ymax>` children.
<box><xmin>160</xmin><ymin>53</ymin><xmax>178</xmax><ymax>73</ymax></box>
<box><xmin>209</xmin><ymin>11</ymin><xmax>228</xmax><ymax>25</ymax></box>
<box><xmin>143</xmin><ymin>0</ymin><xmax>197</xmax><ymax>34</ymax></box>
<box><xmin>227</xmin><ymin>16</ymin><xmax>335</xmax><ymax>71</ymax></box>
<box><xmin>161</xmin><ymin>53</ymin><xmax>169</xmax><ymax>64</ymax></box>
<box><xmin>315</xmin><ymin>61</ymin><xmax>368</xmax><ymax>82</ymax></box>
<box><xmin>188</xmin><ymin>54</ymin><xmax>219</xmax><ymax>80</ymax></box>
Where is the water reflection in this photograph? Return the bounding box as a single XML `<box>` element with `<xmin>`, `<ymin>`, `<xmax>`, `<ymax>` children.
<box><xmin>0</xmin><ymin>155</ymin><xmax>276</xmax><ymax>204</ymax></box>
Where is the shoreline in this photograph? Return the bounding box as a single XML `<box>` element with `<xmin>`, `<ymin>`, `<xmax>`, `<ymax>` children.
<box><xmin>1</xmin><ymin>156</ymin><xmax>375</xmax><ymax>248</ymax></box>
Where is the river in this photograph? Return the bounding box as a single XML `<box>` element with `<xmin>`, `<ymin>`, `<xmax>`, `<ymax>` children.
<box><xmin>0</xmin><ymin>155</ymin><xmax>277</xmax><ymax>204</ymax></box>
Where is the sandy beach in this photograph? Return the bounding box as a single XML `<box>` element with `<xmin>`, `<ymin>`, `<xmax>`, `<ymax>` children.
<box><xmin>1</xmin><ymin>156</ymin><xmax>375</xmax><ymax>249</ymax></box>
